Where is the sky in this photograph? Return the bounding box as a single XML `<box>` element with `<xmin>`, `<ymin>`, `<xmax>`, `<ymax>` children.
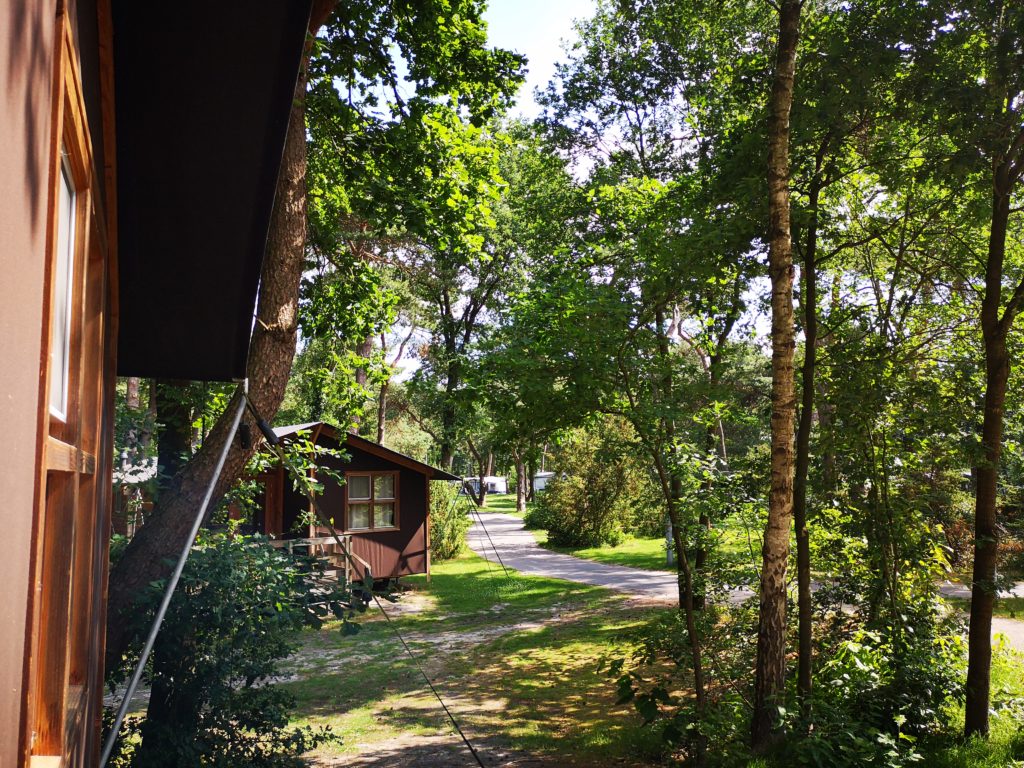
<box><xmin>482</xmin><ymin>0</ymin><xmax>595</xmax><ymax>118</ymax></box>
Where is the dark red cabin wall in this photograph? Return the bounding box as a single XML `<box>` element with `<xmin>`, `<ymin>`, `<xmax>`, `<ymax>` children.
<box><xmin>267</xmin><ymin>441</ymin><xmax>428</xmax><ymax>578</ymax></box>
<box><xmin>322</xmin><ymin>444</ymin><xmax>428</xmax><ymax>578</ymax></box>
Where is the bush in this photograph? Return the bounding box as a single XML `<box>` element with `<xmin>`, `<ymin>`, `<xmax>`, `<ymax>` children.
<box><xmin>430</xmin><ymin>480</ymin><xmax>472</xmax><ymax>561</ymax></box>
<box><xmin>528</xmin><ymin>416</ymin><xmax>660</xmax><ymax>548</ymax></box>
<box><xmin>105</xmin><ymin>530</ymin><xmax>353</xmax><ymax>767</ymax></box>
<box><xmin>782</xmin><ymin>610</ymin><xmax>964</xmax><ymax>768</ymax></box>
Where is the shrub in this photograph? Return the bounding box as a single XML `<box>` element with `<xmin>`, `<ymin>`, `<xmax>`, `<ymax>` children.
<box><xmin>529</xmin><ymin>416</ymin><xmax>660</xmax><ymax>548</ymax></box>
<box><xmin>430</xmin><ymin>480</ymin><xmax>472</xmax><ymax>561</ymax></box>
<box><xmin>105</xmin><ymin>530</ymin><xmax>353</xmax><ymax>767</ymax></box>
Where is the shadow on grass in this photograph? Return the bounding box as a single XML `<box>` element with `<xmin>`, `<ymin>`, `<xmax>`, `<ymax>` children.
<box><xmin>292</xmin><ymin>612</ymin><xmax>666</xmax><ymax>764</ymax></box>
<box><xmin>397</xmin><ymin>554</ymin><xmax>620</xmax><ymax>632</ymax></box>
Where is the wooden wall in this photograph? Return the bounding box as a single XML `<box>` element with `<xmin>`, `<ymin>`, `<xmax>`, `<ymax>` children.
<box><xmin>0</xmin><ymin>2</ymin><xmax>58</xmax><ymax>762</ymax></box>
<box><xmin>266</xmin><ymin>441</ymin><xmax>430</xmax><ymax>579</ymax></box>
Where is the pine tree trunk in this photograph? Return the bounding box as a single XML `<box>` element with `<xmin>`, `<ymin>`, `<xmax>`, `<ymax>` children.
<box><xmin>104</xmin><ymin>2</ymin><xmax>337</xmax><ymax>673</ymax></box>
<box><xmin>752</xmin><ymin>0</ymin><xmax>801</xmax><ymax>750</ymax></box>
<box><xmin>965</xmin><ymin>169</ymin><xmax>1014</xmax><ymax>738</ymax></box>
<box><xmin>515</xmin><ymin>455</ymin><xmax>527</xmax><ymax>513</ymax></box>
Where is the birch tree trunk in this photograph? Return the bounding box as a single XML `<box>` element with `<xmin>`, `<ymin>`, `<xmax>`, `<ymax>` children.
<box><xmin>752</xmin><ymin>0</ymin><xmax>801</xmax><ymax>750</ymax></box>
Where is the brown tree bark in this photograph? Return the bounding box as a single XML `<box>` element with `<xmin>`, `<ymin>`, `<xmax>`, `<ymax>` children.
<box><xmin>965</xmin><ymin>160</ymin><xmax>1017</xmax><ymax>738</ymax></box>
<box><xmin>514</xmin><ymin>453</ymin><xmax>527</xmax><ymax>513</ymax></box>
<box><xmin>104</xmin><ymin>0</ymin><xmax>338</xmax><ymax>674</ymax></box>
<box><xmin>793</xmin><ymin>163</ymin><xmax>824</xmax><ymax>718</ymax></box>
<box><xmin>376</xmin><ymin>378</ymin><xmax>389</xmax><ymax>443</ymax></box>
<box><xmin>466</xmin><ymin>438</ymin><xmax>488</xmax><ymax>506</ymax></box>
<box><xmin>153</xmin><ymin>380</ymin><xmax>194</xmax><ymax>484</ymax></box>
<box><xmin>752</xmin><ymin>0</ymin><xmax>801</xmax><ymax>750</ymax></box>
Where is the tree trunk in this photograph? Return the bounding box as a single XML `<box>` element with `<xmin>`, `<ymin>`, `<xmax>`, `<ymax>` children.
<box><xmin>526</xmin><ymin>456</ymin><xmax>537</xmax><ymax>502</ymax></box>
<box><xmin>818</xmin><ymin>273</ymin><xmax>840</xmax><ymax>493</ymax></box>
<box><xmin>793</xmin><ymin>172</ymin><xmax>822</xmax><ymax>718</ymax></box>
<box><xmin>965</xmin><ymin>168</ymin><xmax>1015</xmax><ymax>739</ymax></box>
<box><xmin>466</xmin><ymin>439</ymin><xmax>487</xmax><ymax>506</ymax></box>
<box><xmin>154</xmin><ymin>380</ymin><xmax>194</xmax><ymax>484</ymax></box>
<box><xmin>438</xmin><ymin>348</ymin><xmax>461</xmax><ymax>470</ymax></box>
<box><xmin>376</xmin><ymin>379</ymin><xmax>389</xmax><ymax>444</ymax></box>
<box><xmin>651</xmin><ymin>450</ymin><xmax>707</xmax><ymax>758</ymax></box>
<box><xmin>126</xmin><ymin>377</ymin><xmax>141</xmax><ymax>409</ymax></box>
<box><xmin>752</xmin><ymin>0</ymin><xmax>801</xmax><ymax>750</ymax></box>
<box><xmin>104</xmin><ymin>1</ymin><xmax>337</xmax><ymax>672</ymax></box>
<box><xmin>354</xmin><ymin>336</ymin><xmax>374</xmax><ymax>389</ymax></box>
<box><xmin>515</xmin><ymin>454</ymin><xmax>527</xmax><ymax>513</ymax></box>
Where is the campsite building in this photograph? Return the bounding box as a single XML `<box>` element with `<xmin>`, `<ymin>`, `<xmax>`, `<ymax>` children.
<box><xmin>0</xmin><ymin>2</ymin><xmax>313</xmax><ymax>764</ymax></box>
<box><xmin>258</xmin><ymin>423</ymin><xmax>460</xmax><ymax>580</ymax></box>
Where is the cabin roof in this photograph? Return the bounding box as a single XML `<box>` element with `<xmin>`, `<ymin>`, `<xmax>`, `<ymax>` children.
<box><xmin>272</xmin><ymin>422</ymin><xmax>462</xmax><ymax>481</ymax></box>
<box><xmin>114</xmin><ymin>1</ymin><xmax>313</xmax><ymax>381</ymax></box>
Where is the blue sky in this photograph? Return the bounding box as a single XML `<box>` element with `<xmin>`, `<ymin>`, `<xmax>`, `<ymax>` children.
<box><xmin>483</xmin><ymin>0</ymin><xmax>595</xmax><ymax>117</ymax></box>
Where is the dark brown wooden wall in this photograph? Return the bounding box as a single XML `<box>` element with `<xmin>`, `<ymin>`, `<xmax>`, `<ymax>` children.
<box><xmin>263</xmin><ymin>439</ymin><xmax>429</xmax><ymax>579</ymax></box>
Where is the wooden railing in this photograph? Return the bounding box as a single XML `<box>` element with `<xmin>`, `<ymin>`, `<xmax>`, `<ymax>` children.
<box><xmin>267</xmin><ymin>535</ymin><xmax>373</xmax><ymax>585</ymax></box>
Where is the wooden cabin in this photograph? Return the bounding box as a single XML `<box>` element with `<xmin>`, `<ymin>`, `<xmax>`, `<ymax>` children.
<box><xmin>259</xmin><ymin>423</ymin><xmax>460</xmax><ymax>580</ymax></box>
<box><xmin>0</xmin><ymin>2</ymin><xmax>313</xmax><ymax>764</ymax></box>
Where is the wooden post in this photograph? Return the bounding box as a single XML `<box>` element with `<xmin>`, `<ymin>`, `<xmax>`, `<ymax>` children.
<box><xmin>425</xmin><ymin>475</ymin><xmax>432</xmax><ymax>583</ymax></box>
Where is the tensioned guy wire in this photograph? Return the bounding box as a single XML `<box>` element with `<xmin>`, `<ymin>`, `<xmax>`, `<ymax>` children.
<box><xmin>462</xmin><ymin>481</ymin><xmax>510</xmax><ymax>578</ymax></box>
<box><xmin>263</xmin><ymin>421</ymin><xmax>488</xmax><ymax>768</ymax></box>
<box><xmin>100</xmin><ymin>380</ymin><xmax>250</xmax><ymax>768</ymax></box>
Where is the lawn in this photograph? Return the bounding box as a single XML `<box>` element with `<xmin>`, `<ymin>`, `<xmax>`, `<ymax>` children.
<box><xmin>946</xmin><ymin>596</ymin><xmax>1024</xmax><ymax>620</ymax></box>
<box><xmin>535</xmin><ymin>516</ymin><xmax>760</xmax><ymax>573</ymax></box>
<box><xmin>284</xmin><ymin>551</ymin><xmax>668</xmax><ymax>766</ymax></box>
<box><xmin>478</xmin><ymin>492</ymin><xmax>532</xmax><ymax>517</ymax></box>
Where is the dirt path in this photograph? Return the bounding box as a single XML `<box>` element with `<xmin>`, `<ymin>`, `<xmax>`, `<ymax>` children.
<box><xmin>468</xmin><ymin>511</ymin><xmax>1024</xmax><ymax>652</ymax></box>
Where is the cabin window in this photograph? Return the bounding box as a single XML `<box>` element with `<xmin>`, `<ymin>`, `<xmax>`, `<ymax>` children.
<box><xmin>29</xmin><ymin>12</ymin><xmax>115</xmax><ymax>760</ymax></box>
<box><xmin>345</xmin><ymin>471</ymin><xmax>399</xmax><ymax>531</ymax></box>
<box><xmin>48</xmin><ymin>152</ymin><xmax>76</xmax><ymax>420</ymax></box>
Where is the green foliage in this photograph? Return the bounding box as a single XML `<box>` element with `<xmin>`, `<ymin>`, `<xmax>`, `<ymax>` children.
<box><xmin>780</xmin><ymin>620</ymin><xmax>963</xmax><ymax>768</ymax></box>
<box><xmin>525</xmin><ymin>416</ymin><xmax>660</xmax><ymax>547</ymax></box>
<box><xmin>603</xmin><ymin>603</ymin><xmax>758</xmax><ymax>765</ymax></box>
<box><xmin>429</xmin><ymin>480</ymin><xmax>472</xmax><ymax>561</ymax></box>
<box><xmin>106</xmin><ymin>531</ymin><xmax>359</xmax><ymax>767</ymax></box>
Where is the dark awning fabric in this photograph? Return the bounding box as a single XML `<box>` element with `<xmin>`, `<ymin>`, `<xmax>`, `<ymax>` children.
<box><xmin>114</xmin><ymin>0</ymin><xmax>313</xmax><ymax>381</ymax></box>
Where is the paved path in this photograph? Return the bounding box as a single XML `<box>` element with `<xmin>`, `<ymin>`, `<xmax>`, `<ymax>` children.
<box><xmin>467</xmin><ymin>511</ymin><xmax>682</xmax><ymax>601</ymax></box>
<box><xmin>467</xmin><ymin>511</ymin><xmax>1024</xmax><ymax>651</ymax></box>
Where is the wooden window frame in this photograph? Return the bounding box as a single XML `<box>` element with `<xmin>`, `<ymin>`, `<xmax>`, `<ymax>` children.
<box><xmin>343</xmin><ymin>471</ymin><xmax>400</xmax><ymax>533</ymax></box>
<box><xmin>24</xmin><ymin>5</ymin><xmax>117</xmax><ymax>766</ymax></box>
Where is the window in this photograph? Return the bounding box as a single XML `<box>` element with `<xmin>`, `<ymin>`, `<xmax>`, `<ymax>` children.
<box><xmin>49</xmin><ymin>153</ymin><xmax>76</xmax><ymax>420</ymax></box>
<box><xmin>345</xmin><ymin>471</ymin><xmax>399</xmax><ymax>531</ymax></box>
<box><xmin>28</xmin><ymin>10</ymin><xmax>116</xmax><ymax>763</ymax></box>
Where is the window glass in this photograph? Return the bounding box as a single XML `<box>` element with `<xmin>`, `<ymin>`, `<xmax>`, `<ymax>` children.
<box><xmin>348</xmin><ymin>475</ymin><xmax>370</xmax><ymax>500</ymax></box>
<box><xmin>349</xmin><ymin>503</ymin><xmax>371</xmax><ymax>529</ymax></box>
<box><xmin>375</xmin><ymin>503</ymin><xmax>395</xmax><ymax>528</ymax></box>
<box><xmin>374</xmin><ymin>474</ymin><xmax>395</xmax><ymax>500</ymax></box>
<box><xmin>49</xmin><ymin>155</ymin><xmax>75</xmax><ymax>420</ymax></box>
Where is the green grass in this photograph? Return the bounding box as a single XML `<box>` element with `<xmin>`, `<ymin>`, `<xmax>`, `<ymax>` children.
<box><xmin>945</xmin><ymin>596</ymin><xmax>1024</xmax><ymax>620</ymax></box>
<box><xmin>536</xmin><ymin>516</ymin><xmax>760</xmax><ymax>572</ymax></box>
<box><xmin>924</xmin><ymin>647</ymin><xmax>1024</xmax><ymax>768</ymax></box>
<box><xmin>544</xmin><ymin>535</ymin><xmax>675</xmax><ymax>571</ymax></box>
<box><xmin>478</xmin><ymin>493</ymin><xmax>533</xmax><ymax>517</ymax></box>
<box><xmin>285</xmin><ymin>551</ymin><xmax>667</xmax><ymax>765</ymax></box>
